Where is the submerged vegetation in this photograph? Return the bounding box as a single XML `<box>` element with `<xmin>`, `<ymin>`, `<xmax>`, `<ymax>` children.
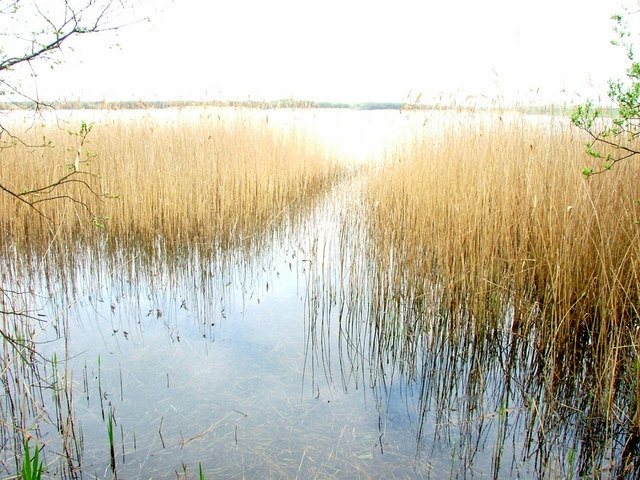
<box><xmin>0</xmin><ymin>107</ymin><xmax>639</xmax><ymax>478</ymax></box>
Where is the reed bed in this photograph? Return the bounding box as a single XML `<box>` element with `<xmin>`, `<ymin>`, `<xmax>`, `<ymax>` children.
<box><xmin>0</xmin><ymin>110</ymin><xmax>343</xmax><ymax>253</ymax></box>
<box><xmin>362</xmin><ymin>112</ymin><xmax>640</xmax><ymax>477</ymax></box>
<box><xmin>3</xmin><ymin>107</ymin><xmax>639</xmax><ymax>478</ymax></box>
<box><xmin>0</xmin><ymin>109</ymin><xmax>345</xmax><ymax>478</ymax></box>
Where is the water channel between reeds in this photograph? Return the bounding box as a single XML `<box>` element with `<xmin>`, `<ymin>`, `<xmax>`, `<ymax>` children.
<box><xmin>4</xmin><ymin>180</ymin><xmax>531</xmax><ymax>479</ymax></box>
<box><xmin>1</xmin><ymin>107</ymin><xmax>638</xmax><ymax>479</ymax></box>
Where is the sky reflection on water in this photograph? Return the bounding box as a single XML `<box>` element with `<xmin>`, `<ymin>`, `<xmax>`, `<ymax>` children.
<box><xmin>10</xmin><ymin>182</ymin><xmax>535</xmax><ymax>480</ymax></box>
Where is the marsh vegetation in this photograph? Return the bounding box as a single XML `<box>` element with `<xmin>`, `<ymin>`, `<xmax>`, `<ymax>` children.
<box><xmin>0</xmin><ymin>108</ymin><xmax>638</xmax><ymax>479</ymax></box>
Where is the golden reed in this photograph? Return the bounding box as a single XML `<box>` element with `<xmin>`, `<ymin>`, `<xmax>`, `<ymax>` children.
<box><xmin>0</xmin><ymin>112</ymin><xmax>342</xmax><ymax>249</ymax></box>
<box><xmin>365</xmin><ymin>112</ymin><xmax>640</xmax><ymax>430</ymax></box>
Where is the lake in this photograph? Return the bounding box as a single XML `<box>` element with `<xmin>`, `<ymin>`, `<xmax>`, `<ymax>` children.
<box><xmin>0</xmin><ymin>106</ymin><xmax>637</xmax><ymax>479</ymax></box>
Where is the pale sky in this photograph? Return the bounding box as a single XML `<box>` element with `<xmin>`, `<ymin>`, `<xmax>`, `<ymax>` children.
<box><xmin>29</xmin><ymin>0</ymin><xmax>632</xmax><ymax>105</ymax></box>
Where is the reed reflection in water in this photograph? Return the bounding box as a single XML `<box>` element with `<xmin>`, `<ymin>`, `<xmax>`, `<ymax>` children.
<box><xmin>2</xmin><ymin>190</ymin><xmax>455</xmax><ymax>479</ymax></box>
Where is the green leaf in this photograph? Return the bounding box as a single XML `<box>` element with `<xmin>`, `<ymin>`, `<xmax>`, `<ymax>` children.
<box><xmin>585</xmin><ymin>147</ymin><xmax>602</xmax><ymax>158</ymax></box>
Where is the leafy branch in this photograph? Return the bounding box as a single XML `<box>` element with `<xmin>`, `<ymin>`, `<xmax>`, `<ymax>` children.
<box><xmin>0</xmin><ymin>1</ymin><xmax>136</xmax><ymax>218</ymax></box>
<box><xmin>0</xmin><ymin>121</ymin><xmax>105</xmax><ymax>221</ymax></box>
<box><xmin>572</xmin><ymin>4</ymin><xmax>640</xmax><ymax>177</ymax></box>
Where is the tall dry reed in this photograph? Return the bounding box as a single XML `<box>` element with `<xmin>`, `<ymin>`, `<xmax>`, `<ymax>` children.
<box><xmin>0</xmin><ymin>110</ymin><xmax>342</xmax><ymax>252</ymax></box>
<box><xmin>0</xmin><ymin>109</ymin><xmax>343</xmax><ymax>478</ymax></box>
<box><xmin>364</xmin><ymin>111</ymin><xmax>640</xmax><ymax>474</ymax></box>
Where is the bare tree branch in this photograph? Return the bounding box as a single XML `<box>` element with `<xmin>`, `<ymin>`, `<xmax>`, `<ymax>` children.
<box><xmin>0</xmin><ymin>1</ymin><xmax>134</xmax><ymax>211</ymax></box>
<box><xmin>0</xmin><ymin>1</ymin><xmax>127</xmax><ymax>73</ymax></box>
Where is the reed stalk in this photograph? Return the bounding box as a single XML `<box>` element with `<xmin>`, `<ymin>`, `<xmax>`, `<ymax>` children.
<box><xmin>362</xmin><ymin>111</ymin><xmax>640</xmax><ymax>476</ymax></box>
<box><xmin>0</xmin><ymin>110</ymin><xmax>342</xmax><ymax>253</ymax></box>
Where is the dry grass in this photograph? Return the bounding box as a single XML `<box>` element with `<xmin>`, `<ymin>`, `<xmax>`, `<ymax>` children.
<box><xmin>0</xmin><ymin>109</ymin><xmax>345</xmax><ymax>478</ymax></box>
<box><xmin>0</xmin><ymin>110</ymin><xmax>342</xmax><ymax>252</ymax></box>
<box><xmin>363</xmin><ymin>111</ymin><xmax>640</xmax><ymax>474</ymax></box>
<box><xmin>368</xmin><ymin>109</ymin><xmax>640</xmax><ymax>468</ymax></box>
<box><xmin>369</xmin><ymin>112</ymin><xmax>640</xmax><ymax>334</ymax></box>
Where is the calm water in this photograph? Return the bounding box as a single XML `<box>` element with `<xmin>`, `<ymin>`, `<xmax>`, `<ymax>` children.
<box><xmin>3</xmin><ymin>183</ymin><xmax>537</xmax><ymax>480</ymax></box>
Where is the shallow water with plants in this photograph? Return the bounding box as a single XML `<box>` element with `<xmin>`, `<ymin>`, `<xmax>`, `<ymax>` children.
<box><xmin>1</xmin><ymin>108</ymin><xmax>638</xmax><ymax>479</ymax></box>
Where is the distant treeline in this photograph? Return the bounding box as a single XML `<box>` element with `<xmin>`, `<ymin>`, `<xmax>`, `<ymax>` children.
<box><xmin>0</xmin><ymin>99</ymin><xmax>411</xmax><ymax>111</ymax></box>
<box><xmin>0</xmin><ymin>99</ymin><xmax>616</xmax><ymax>117</ymax></box>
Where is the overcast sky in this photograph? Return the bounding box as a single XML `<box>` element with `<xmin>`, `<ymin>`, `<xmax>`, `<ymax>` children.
<box><xmin>32</xmin><ymin>0</ymin><xmax>632</xmax><ymax>105</ymax></box>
